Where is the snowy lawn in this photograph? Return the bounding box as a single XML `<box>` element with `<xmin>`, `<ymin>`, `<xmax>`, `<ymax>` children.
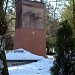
<box><xmin>7</xmin><ymin>48</ymin><xmax>54</xmax><ymax>75</ymax></box>
<box><xmin>8</xmin><ymin>58</ymin><xmax>53</xmax><ymax>75</ymax></box>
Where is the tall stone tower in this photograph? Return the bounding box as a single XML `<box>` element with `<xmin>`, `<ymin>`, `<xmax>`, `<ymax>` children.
<box><xmin>14</xmin><ymin>0</ymin><xmax>46</xmax><ymax>57</ymax></box>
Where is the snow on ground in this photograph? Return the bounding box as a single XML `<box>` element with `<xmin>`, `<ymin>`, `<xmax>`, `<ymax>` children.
<box><xmin>7</xmin><ymin>48</ymin><xmax>54</xmax><ymax>75</ymax></box>
<box><xmin>6</xmin><ymin>48</ymin><xmax>44</xmax><ymax>60</ymax></box>
<box><xmin>8</xmin><ymin>58</ymin><xmax>53</xmax><ymax>75</ymax></box>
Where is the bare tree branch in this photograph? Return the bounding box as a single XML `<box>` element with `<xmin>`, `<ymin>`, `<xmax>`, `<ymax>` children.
<box><xmin>5</xmin><ymin>0</ymin><xmax>9</xmax><ymax>15</ymax></box>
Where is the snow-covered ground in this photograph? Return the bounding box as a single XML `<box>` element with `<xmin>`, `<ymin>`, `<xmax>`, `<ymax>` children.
<box><xmin>6</xmin><ymin>48</ymin><xmax>44</xmax><ymax>60</ymax></box>
<box><xmin>8</xmin><ymin>58</ymin><xmax>53</xmax><ymax>75</ymax></box>
<box><xmin>7</xmin><ymin>48</ymin><xmax>54</xmax><ymax>75</ymax></box>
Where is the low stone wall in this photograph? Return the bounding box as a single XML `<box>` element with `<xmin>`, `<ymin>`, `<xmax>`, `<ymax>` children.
<box><xmin>7</xmin><ymin>60</ymin><xmax>38</xmax><ymax>67</ymax></box>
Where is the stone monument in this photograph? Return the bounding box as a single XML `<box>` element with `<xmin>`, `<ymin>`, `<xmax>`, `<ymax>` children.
<box><xmin>14</xmin><ymin>0</ymin><xmax>46</xmax><ymax>57</ymax></box>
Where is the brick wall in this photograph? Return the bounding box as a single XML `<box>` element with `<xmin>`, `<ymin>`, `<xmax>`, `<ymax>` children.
<box><xmin>14</xmin><ymin>28</ymin><xmax>46</xmax><ymax>57</ymax></box>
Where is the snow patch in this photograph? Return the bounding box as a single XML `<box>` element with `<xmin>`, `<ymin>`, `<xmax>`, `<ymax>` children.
<box><xmin>6</xmin><ymin>48</ymin><xmax>44</xmax><ymax>60</ymax></box>
<box><xmin>8</xmin><ymin>58</ymin><xmax>53</xmax><ymax>75</ymax></box>
<box><xmin>6</xmin><ymin>48</ymin><xmax>54</xmax><ymax>75</ymax></box>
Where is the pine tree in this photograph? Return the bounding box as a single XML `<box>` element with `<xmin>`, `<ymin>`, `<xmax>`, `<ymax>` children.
<box><xmin>0</xmin><ymin>0</ymin><xmax>9</xmax><ymax>75</ymax></box>
<box><xmin>51</xmin><ymin>20</ymin><xmax>75</xmax><ymax>75</ymax></box>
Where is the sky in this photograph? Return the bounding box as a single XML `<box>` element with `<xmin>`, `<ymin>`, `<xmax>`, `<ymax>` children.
<box><xmin>47</xmin><ymin>0</ymin><xmax>69</xmax><ymax>19</ymax></box>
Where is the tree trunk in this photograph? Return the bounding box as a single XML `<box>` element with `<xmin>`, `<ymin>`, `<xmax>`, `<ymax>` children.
<box><xmin>0</xmin><ymin>35</ymin><xmax>9</xmax><ymax>75</ymax></box>
<box><xmin>0</xmin><ymin>0</ymin><xmax>9</xmax><ymax>75</ymax></box>
<box><xmin>73</xmin><ymin>0</ymin><xmax>75</xmax><ymax>36</ymax></box>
